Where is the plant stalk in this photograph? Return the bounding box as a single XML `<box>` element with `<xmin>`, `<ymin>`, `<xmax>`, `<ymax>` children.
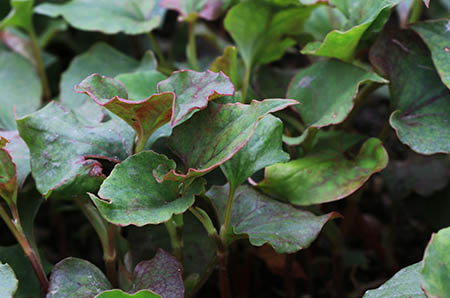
<box><xmin>29</xmin><ymin>28</ymin><xmax>51</xmax><ymax>101</ymax></box>
<box><xmin>148</xmin><ymin>32</ymin><xmax>167</xmax><ymax>67</ymax></box>
<box><xmin>165</xmin><ymin>219</ymin><xmax>183</xmax><ymax>261</ymax></box>
<box><xmin>242</xmin><ymin>65</ymin><xmax>251</xmax><ymax>103</ymax></box>
<box><xmin>105</xmin><ymin>224</ymin><xmax>118</xmax><ymax>287</ymax></box>
<box><xmin>221</xmin><ymin>185</ymin><xmax>236</xmax><ymax>239</ymax></box>
<box><xmin>218</xmin><ymin>249</ymin><xmax>232</xmax><ymax>298</ymax></box>
<box><xmin>187</xmin><ymin>18</ymin><xmax>199</xmax><ymax>71</ymax></box>
<box><xmin>409</xmin><ymin>0</ymin><xmax>423</xmax><ymax>24</ymax></box>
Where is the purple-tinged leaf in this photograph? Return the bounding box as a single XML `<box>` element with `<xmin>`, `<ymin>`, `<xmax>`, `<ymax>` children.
<box><xmin>0</xmin><ymin>131</ymin><xmax>30</xmax><ymax>188</ymax></box>
<box><xmin>0</xmin><ymin>137</ymin><xmax>17</xmax><ymax>205</ymax></box>
<box><xmin>154</xmin><ymin>99</ymin><xmax>297</xmax><ymax>183</ymax></box>
<box><xmin>161</xmin><ymin>0</ymin><xmax>231</xmax><ymax>21</ymax></box>
<box><xmin>96</xmin><ymin>290</ymin><xmax>161</xmax><ymax>298</ymax></box>
<box><xmin>157</xmin><ymin>70</ymin><xmax>235</xmax><ymax>127</ymax></box>
<box><xmin>208</xmin><ymin>184</ymin><xmax>338</xmax><ymax>253</ymax></box>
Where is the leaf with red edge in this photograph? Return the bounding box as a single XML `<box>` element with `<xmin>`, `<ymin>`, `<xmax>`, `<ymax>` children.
<box><xmin>153</xmin><ymin>99</ymin><xmax>298</xmax><ymax>183</ymax></box>
<box><xmin>157</xmin><ymin>70</ymin><xmax>235</xmax><ymax>128</ymax></box>
<box><xmin>161</xmin><ymin>0</ymin><xmax>231</xmax><ymax>21</ymax></box>
<box><xmin>0</xmin><ymin>137</ymin><xmax>17</xmax><ymax>205</ymax></box>
<box><xmin>0</xmin><ymin>131</ymin><xmax>30</xmax><ymax>188</ymax></box>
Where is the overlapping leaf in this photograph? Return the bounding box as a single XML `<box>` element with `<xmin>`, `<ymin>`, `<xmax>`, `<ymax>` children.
<box><xmin>16</xmin><ymin>102</ymin><xmax>134</xmax><ymax>198</ymax></box>
<box><xmin>0</xmin><ymin>137</ymin><xmax>17</xmax><ymax>205</ymax></box>
<box><xmin>0</xmin><ymin>262</ymin><xmax>17</xmax><ymax>298</ymax></box>
<box><xmin>89</xmin><ymin>151</ymin><xmax>205</xmax><ymax>226</ymax></box>
<box><xmin>210</xmin><ymin>46</ymin><xmax>239</xmax><ymax>88</ymax></box>
<box><xmin>96</xmin><ymin>290</ymin><xmax>161</xmax><ymax>298</ymax></box>
<box><xmin>0</xmin><ymin>131</ymin><xmax>30</xmax><ymax>187</ymax></box>
<box><xmin>370</xmin><ymin>30</ymin><xmax>450</xmax><ymax>154</ymax></box>
<box><xmin>161</xmin><ymin>0</ymin><xmax>231</xmax><ymax>20</ymax></box>
<box><xmin>155</xmin><ymin>99</ymin><xmax>297</xmax><ymax>182</ymax></box>
<box><xmin>0</xmin><ymin>0</ymin><xmax>33</xmax><ymax>31</ymax></box>
<box><xmin>35</xmin><ymin>0</ymin><xmax>165</xmax><ymax>34</ymax></box>
<box><xmin>258</xmin><ymin>138</ymin><xmax>388</xmax><ymax>205</ymax></box>
<box><xmin>208</xmin><ymin>184</ymin><xmax>337</xmax><ymax>253</ymax></box>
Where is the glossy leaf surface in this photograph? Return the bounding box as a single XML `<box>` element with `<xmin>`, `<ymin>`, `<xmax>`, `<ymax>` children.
<box><xmin>90</xmin><ymin>151</ymin><xmax>205</xmax><ymax>226</ymax></box>
<box><xmin>208</xmin><ymin>184</ymin><xmax>337</xmax><ymax>253</ymax></box>
<box><xmin>96</xmin><ymin>290</ymin><xmax>161</xmax><ymax>298</ymax></box>
<box><xmin>17</xmin><ymin>102</ymin><xmax>133</xmax><ymax>197</ymax></box>
<box><xmin>161</xmin><ymin>0</ymin><xmax>230</xmax><ymax>20</ymax></box>
<box><xmin>258</xmin><ymin>138</ymin><xmax>388</xmax><ymax>205</ymax></box>
<box><xmin>35</xmin><ymin>0</ymin><xmax>165</xmax><ymax>34</ymax></box>
<box><xmin>0</xmin><ymin>0</ymin><xmax>33</xmax><ymax>31</ymax></box>
<box><xmin>47</xmin><ymin>257</ymin><xmax>112</xmax><ymax>298</ymax></box>
<box><xmin>0</xmin><ymin>262</ymin><xmax>17</xmax><ymax>298</ymax></box>
<box><xmin>0</xmin><ymin>131</ymin><xmax>30</xmax><ymax>188</ymax></box>
<box><xmin>370</xmin><ymin>30</ymin><xmax>450</xmax><ymax>154</ymax></box>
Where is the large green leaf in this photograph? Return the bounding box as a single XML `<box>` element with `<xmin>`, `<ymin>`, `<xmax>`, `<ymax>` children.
<box><xmin>0</xmin><ymin>262</ymin><xmax>17</xmax><ymax>298</ymax></box>
<box><xmin>302</xmin><ymin>0</ymin><xmax>401</xmax><ymax>61</ymax></box>
<box><xmin>161</xmin><ymin>0</ymin><xmax>231</xmax><ymax>20</ymax></box>
<box><xmin>0</xmin><ymin>137</ymin><xmax>17</xmax><ymax>205</ymax></box>
<box><xmin>363</xmin><ymin>262</ymin><xmax>425</xmax><ymax>298</ymax></box>
<box><xmin>370</xmin><ymin>30</ymin><xmax>450</xmax><ymax>154</ymax></box>
<box><xmin>0</xmin><ymin>131</ymin><xmax>30</xmax><ymax>188</ymax></box>
<box><xmin>47</xmin><ymin>257</ymin><xmax>112</xmax><ymax>298</ymax></box>
<box><xmin>421</xmin><ymin>226</ymin><xmax>450</xmax><ymax>297</ymax></box>
<box><xmin>0</xmin><ymin>0</ymin><xmax>33</xmax><ymax>32</ymax></box>
<box><xmin>412</xmin><ymin>20</ymin><xmax>450</xmax><ymax>89</ymax></box>
<box><xmin>90</xmin><ymin>151</ymin><xmax>205</xmax><ymax>226</ymax></box>
<box><xmin>96</xmin><ymin>290</ymin><xmax>161</xmax><ymax>298</ymax></box>
<box><xmin>0</xmin><ymin>51</ymin><xmax>41</xmax><ymax>130</ymax></box>
<box><xmin>220</xmin><ymin>115</ymin><xmax>289</xmax><ymax>189</ymax></box>
<box><xmin>16</xmin><ymin>102</ymin><xmax>134</xmax><ymax>198</ymax></box>
<box><xmin>208</xmin><ymin>184</ymin><xmax>337</xmax><ymax>253</ymax></box>
<box><xmin>286</xmin><ymin>59</ymin><xmax>386</xmax><ymax>144</ymax></box>
<box><xmin>224</xmin><ymin>1</ymin><xmax>315</xmax><ymax>70</ymax></box>
<box><xmin>157</xmin><ymin>70</ymin><xmax>235</xmax><ymax>127</ymax></box>
<box><xmin>35</xmin><ymin>0</ymin><xmax>165</xmax><ymax>35</ymax></box>
<box><xmin>155</xmin><ymin>99</ymin><xmax>297</xmax><ymax>182</ymax></box>
<box><xmin>258</xmin><ymin>138</ymin><xmax>388</xmax><ymax>205</ymax></box>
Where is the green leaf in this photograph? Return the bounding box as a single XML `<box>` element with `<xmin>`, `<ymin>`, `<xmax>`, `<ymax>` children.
<box><xmin>286</xmin><ymin>59</ymin><xmax>386</xmax><ymax>144</ymax></box>
<box><xmin>131</xmin><ymin>249</ymin><xmax>184</xmax><ymax>298</ymax></box>
<box><xmin>161</xmin><ymin>0</ymin><xmax>231</xmax><ymax>20</ymax></box>
<box><xmin>0</xmin><ymin>131</ymin><xmax>30</xmax><ymax>187</ymax></box>
<box><xmin>155</xmin><ymin>99</ymin><xmax>297</xmax><ymax>182</ymax></box>
<box><xmin>157</xmin><ymin>70</ymin><xmax>235</xmax><ymax>127</ymax></box>
<box><xmin>421</xmin><ymin>226</ymin><xmax>450</xmax><ymax>297</ymax></box>
<box><xmin>0</xmin><ymin>262</ymin><xmax>18</xmax><ymax>298</ymax></box>
<box><xmin>0</xmin><ymin>51</ymin><xmax>41</xmax><ymax>130</ymax></box>
<box><xmin>89</xmin><ymin>151</ymin><xmax>206</xmax><ymax>226</ymax></box>
<box><xmin>0</xmin><ymin>137</ymin><xmax>17</xmax><ymax>205</ymax></box>
<box><xmin>16</xmin><ymin>101</ymin><xmax>134</xmax><ymax>198</ymax></box>
<box><xmin>75</xmin><ymin>74</ymin><xmax>173</xmax><ymax>153</ymax></box>
<box><xmin>210</xmin><ymin>46</ymin><xmax>239</xmax><ymax>89</ymax></box>
<box><xmin>258</xmin><ymin>138</ymin><xmax>388</xmax><ymax>205</ymax></box>
<box><xmin>96</xmin><ymin>290</ymin><xmax>161</xmax><ymax>298</ymax></box>
<box><xmin>220</xmin><ymin>115</ymin><xmax>289</xmax><ymax>189</ymax></box>
<box><xmin>0</xmin><ymin>0</ymin><xmax>33</xmax><ymax>32</ymax></box>
<box><xmin>363</xmin><ymin>262</ymin><xmax>425</xmax><ymax>298</ymax></box>
<box><xmin>115</xmin><ymin>71</ymin><xmax>167</xmax><ymax>101</ymax></box>
<box><xmin>224</xmin><ymin>1</ymin><xmax>315</xmax><ymax>69</ymax></box>
<box><xmin>47</xmin><ymin>257</ymin><xmax>112</xmax><ymax>298</ymax></box>
<box><xmin>302</xmin><ymin>0</ymin><xmax>401</xmax><ymax>61</ymax></box>
<box><xmin>370</xmin><ymin>29</ymin><xmax>450</xmax><ymax>154</ymax></box>
<box><xmin>412</xmin><ymin>20</ymin><xmax>450</xmax><ymax>89</ymax></box>
<box><xmin>35</xmin><ymin>0</ymin><xmax>165</xmax><ymax>35</ymax></box>
<box><xmin>208</xmin><ymin>184</ymin><xmax>337</xmax><ymax>253</ymax></box>
<box><xmin>303</xmin><ymin>5</ymin><xmax>346</xmax><ymax>41</ymax></box>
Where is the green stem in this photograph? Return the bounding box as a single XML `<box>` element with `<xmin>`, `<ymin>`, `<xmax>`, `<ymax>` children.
<box><xmin>134</xmin><ymin>135</ymin><xmax>147</xmax><ymax>154</ymax></box>
<box><xmin>165</xmin><ymin>219</ymin><xmax>183</xmax><ymax>261</ymax></box>
<box><xmin>277</xmin><ymin>111</ymin><xmax>305</xmax><ymax>133</ymax></box>
<box><xmin>148</xmin><ymin>32</ymin><xmax>167</xmax><ymax>67</ymax></box>
<box><xmin>187</xmin><ymin>18</ymin><xmax>199</xmax><ymax>71</ymax></box>
<box><xmin>221</xmin><ymin>185</ymin><xmax>236</xmax><ymax>242</ymax></box>
<box><xmin>189</xmin><ymin>207</ymin><xmax>218</xmax><ymax>239</ymax></box>
<box><xmin>29</xmin><ymin>28</ymin><xmax>51</xmax><ymax>101</ymax></box>
<box><xmin>241</xmin><ymin>65</ymin><xmax>251</xmax><ymax>103</ymax></box>
<box><xmin>409</xmin><ymin>0</ymin><xmax>423</xmax><ymax>24</ymax></box>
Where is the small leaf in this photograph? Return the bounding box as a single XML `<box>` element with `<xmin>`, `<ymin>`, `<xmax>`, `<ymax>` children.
<box><xmin>0</xmin><ymin>262</ymin><xmax>18</xmax><ymax>298</ymax></box>
<box><xmin>258</xmin><ymin>138</ymin><xmax>388</xmax><ymax>205</ymax></box>
<box><xmin>208</xmin><ymin>184</ymin><xmax>337</xmax><ymax>253</ymax></box>
<box><xmin>421</xmin><ymin>226</ymin><xmax>450</xmax><ymax>297</ymax></box>
<box><xmin>35</xmin><ymin>0</ymin><xmax>165</xmax><ymax>35</ymax></box>
<box><xmin>363</xmin><ymin>262</ymin><xmax>425</xmax><ymax>298</ymax></box>
<box><xmin>0</xmin><ymin>137</ymin><xmax>17</xmax><ymax>205</ymax></box>
<box><xmin>90</xmin><ymin>151</ymin><xmax>206</xmax><ymax>226</ymax></box>
<box><xmin>131</xmin><ymin>249</ymin><xmax>184</xmax><ymax>298</ymax></box>
<box><xmin>0</xmin><ymin>0</ymin><xmax>33</xmax><ymax>32</ymax></box>
<box><xmin>220</xmin><ymin>115</ymin><xmax>289</xmax><ymax>189</ymax></box>
<box><xmin>412</xmin><ymin>20</ymin><xmax>450</xmax><ymax>89</ymax></box>
<box><xmin>0</xmin><ymin>131</ymin><xmax>30</xmax><ymax>187</ymax></box>
<box><xmin>155</xmin><ymin>99</ymin><xmax>297</xmax><ymax>182</ymax></box>
<box><xmin>96</xmin><ymin>290</ymin><xmax>161</xmax><ymax>298</ymax></box>
<box><xmin>370</xmin><ymin>30</ymin><xmax>450</xmax><ymax>154</ymax></box>
<box><xmin>210</xmin><ymin>46</ymin><xmax>239</xmax><ymax>88</ymax></box>
<box><xmin>0</xmin><ymin>51</ymin><xmax>41</xmax><ymax>130</ymax></box>
<box><xmin>16</xmin><ymin>102</ymin><xmax>134</xmax><ymax>198</ymax></box>
<box><xmin>157</xmin><ymin>70</ymin><xmax>235</xmax><ymax>127</ymax></box>
<box><xmin>47</xmin><ymin>257</ymin><xmax>112</xmax><ymax>298</ymax></box>
<box><xmin>161</xmin><ymin>0</ymin><xmax>231</xmax><ymax>21</ymax></box>
<box><xmin>286</xmin><ymin>59</ymin><xmax>386</xmax><ymax>144</ymax></box>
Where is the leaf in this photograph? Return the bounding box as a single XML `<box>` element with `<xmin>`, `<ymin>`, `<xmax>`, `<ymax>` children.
<box><xmin>423</xmin><ymin>0</ymin><xmax>430</xmax><ymax>7</ymax></box>
<box><xmin>115</xmin><ymin>71</ymin><xmax>167</xmax><ymax>101</ymax></box>
<box><xmin>208</xmin><ymin>184</ymin><xmax>337</xmax><ymax>253</ymax></box>
<box><xmin>0</xmin><ymin>262</ymin><xmax>18</xmax><ymax>298</ymax></box>
<box><xmin>0</xmin><ymin>131</ymin><xmax>30</xmax><ymax>187</ymax></box>
<box><xmin>155</xmin><ymin>99</ymin><xmax>298</xmax><ymax>182</ymax></box>
<box><xmin>220</xmin><ymin>115</ymin><xmax>289</xmax><ymax>189</ymax></box>
<box><xmin>369</xmin><ymin>29</ymin><xmax>450</xmax><ymax>154</ymax></box>
<box><xmin>0</xmin><ymin>0</ymin><xmax>33</xmax><ymax>32</ymax></box>
<box><xmin>412</xmin><ymin>20</ymin><xmax>450</xmax><ymax>89</ymax></box>
<box><xmin>16</xmin><ymin>101</ymin><xmax>134</xmax><ymax>198</ymax></box>
<box><xmin>286</xmin><ymin>59</ymin><xmax>386</xmax><ymax>144</ymax></box>
<box><xmin>302</xmin><ymin>0</ymin><xmax>401</xmax><ymax>61</ymax></box>
<box><xmin>75</xmin><ymin>74</ymin><xmax>173</xmax><ymax>152</ymax></box>
<box><xmin>47</xmin><ymin>257</ymin><xmax>112</xmax><ymax>298</ymax></box>
<box><xmin>0</xmin><ymin>137</ymin><xmax>17</xmax><ymax>205</ymax></box>
<box><xmin>258</xmin><ymin>138</ymin><xmax>388</xmax><ymax>205</ymax></box>
<box><xmin>224</xmin><ymin>1</ymin><xmax>315</xmax><ymax>70</ymax></box>
<box><xmin>421</xmin><ymin>226</ymin><xmax>450</xmax><ymax>297</ymax></box>
<box><xmin>157</xmin><ymin>70</ymin><xmax>235</xmax><ymax>127</ymax></box>
<box><xmin>35</xmin><ymin>0</ymin><xmax>165</xmax><ymax>35</ymax></box>
<box><xmin>89</xmin><ymin>151</ymin><xmax>206</xmax><ymax>226</ymax></box>
<box><xmin>131</xmin><ymin>249</ymin><xmax>184</xmax><ymax>298</ymax></box>
<box><xmin>161</xmin><ymin>0</ymin><xmax>231</xmax><ymax>21</ymax></box>
<box><xmin>363</xmin><ymin>262</ymin><xmax>425</xmax><ymax>298</ymax></box>
<box><xmin>0</xmin><ymin>51</ymin><xmax>41</xmax><ymax>130</ymax></box>
<box><xmin>96</xmin><ymin>290</ymin><xmax>161</xmax><ymax>298</ymax></box>
<box><xmin>210</xmin><ymin>46</ymin><xmax>239</xmax><ymax>89</ymax></box>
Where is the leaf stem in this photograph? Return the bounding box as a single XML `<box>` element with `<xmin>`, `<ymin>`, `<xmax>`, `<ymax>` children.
<box><xmin>165</xmin><ymin>219</ymin><xmax>183</xmax><ymax>261</ymax></box>
<box><xmin>148</xmin><ymin>32</ymin><xmax>167</xmax><ymax>67</ymax></box>
<box><xmin>409</xmin><ymin>0</ymin><xmax>423</xmax><ymax>24</ymax></box>
<box><xmin>277</xmin><ymin>111</ymin><xmax>305</xmax><ymax>133</ymax></box>
<box><xmin>221</xmin><ymin>185</ymin><xmax>236</xmax><ymax>241</ymax></box>
<box><xmin>105</xmin><ymin>224</ymin><xmax>118</xmax><ymax>287</ymax></box>
<box><xmin>218</xmin><ymin>249</ymin><xmax>231</xmax><ymax>298</ymax></box>
<box><xmin>187</xmin><ymin>17</ymin><xmax>200</xmax><ymax>71</ymax></box>
<box><xmin>29</xmin><ymin>28</ymin><xmax>51</xmax><ymax>101</ymax></box>
<box><xmin>242</xmin><ymin>65</ymin><xmax>251</xmax><ymax>103</ymax></box>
